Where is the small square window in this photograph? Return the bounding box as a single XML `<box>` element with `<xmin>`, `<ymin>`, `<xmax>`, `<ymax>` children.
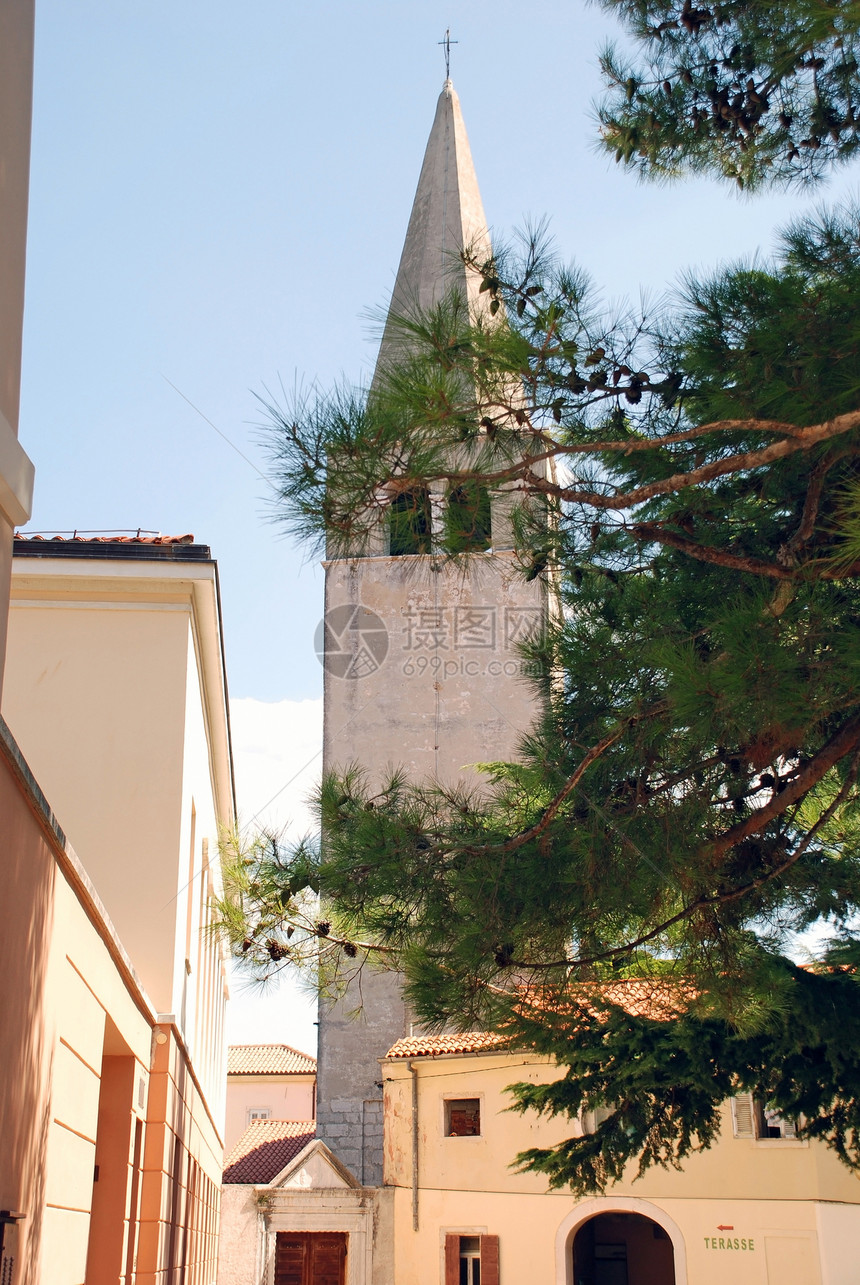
<box><xmin>732</xmin><ymin>1093</ymin><xmax>798</xmax><ymax>1139</ymax></box>
<box><xmin>247</xmin><ymin>1107</ymin><xmax>271</xmax><ymax>1124</ymax></box>
<box><xmin>760</xmin><ymin>1104</ymin><xmax>797</xmax><ymax>1139</ymax></box>
<box><xmin>445</xmin><ymin>1099</ymin><xmax>481</xmax><ymax>1137</ymax></box>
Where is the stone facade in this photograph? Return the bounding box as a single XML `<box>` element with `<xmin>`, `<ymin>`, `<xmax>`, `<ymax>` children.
<box><xmin>315</xmin><ymin>78</ymin><xmax>546</xmax><ymax>1197</ymax></box>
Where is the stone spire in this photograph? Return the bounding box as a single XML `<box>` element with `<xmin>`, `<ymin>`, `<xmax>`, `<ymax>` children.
<box><xmin>374</xmin><ymin>79</ymin><xmax>492</xmax><ymax>381</ymax></box>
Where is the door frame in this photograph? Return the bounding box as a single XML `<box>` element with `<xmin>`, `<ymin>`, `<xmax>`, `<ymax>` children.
<box><xmin>554</xmin><ymin>1196</ymin><xmax>688</xmax><ymax>1285</ymax></box>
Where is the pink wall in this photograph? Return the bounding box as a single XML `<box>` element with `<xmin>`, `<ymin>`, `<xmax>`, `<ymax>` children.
<box><xmin>224</xmin><ymin>1077</ymin><xmax>316</xmax><ymax>1153</ymax></box>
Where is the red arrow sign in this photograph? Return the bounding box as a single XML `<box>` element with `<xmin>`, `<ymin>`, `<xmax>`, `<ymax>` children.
<box><xmin>717</xmin><ymin>1225</ymin><xmax>734</xmax><ymax>1231</ymax></box>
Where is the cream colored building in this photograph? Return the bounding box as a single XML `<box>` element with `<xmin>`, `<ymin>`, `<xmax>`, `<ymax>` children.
<box><xmin>1</xmin><ymin>534</ymin><xmax>235</xmax><ymax>1284</ymax></box>
<box><xmin>4</xmin><ymin>534</ymin><xmax>235</xmax><ymax>1050</ymax></box>
<box><xmin>218</xmin><ymin>1132</ymin><xmax>390</xmax><ymax>1285</ymax></box>
<box><xmin>379</xmin><ymin>1030</ymin><xmax>860</xmax><ymax>1285</ymax></box>
<box><xmin>225</xmin><ymin>1045</ymin><xmax>317</xmax><ymax>1154</ymax></box>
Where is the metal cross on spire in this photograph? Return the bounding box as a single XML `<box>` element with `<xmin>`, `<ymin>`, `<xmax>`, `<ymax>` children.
<box><xmin>438</xmin><ymin>28</ymin><xmax>458</xmax><ymax>79</ymax></box>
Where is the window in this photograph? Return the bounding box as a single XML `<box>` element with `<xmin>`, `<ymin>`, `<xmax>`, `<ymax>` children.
<box><xmin>760</xmin><ymin>1105</ymin><xmax>797</xmax><ymax>1139</ymax></box>
<box><xmin>445</xmin><ymin>482</ymin><xmax>492</xmax><ymax>552</ymax></box>
<box><xmin>459</xmin><ymin>1237</ymin><xmax>481</xmax><ymax>1285</ymax></box>
<box><xmin>580</xmin><ymin>1103</ymin><xmax>613</xmax><ymax>1134</ymax></box>
<box><xmin>732</xmin><ymin>1094</ymin><xmax>797</xmax><ymax>1139</ymax></box>
<box><xmin>444</xmin><ymin>1235</ymin><xmax>499</xmax><ymax>1285</ymax></box>
<box><xmin>247</xmin><ymin>1107</ymin><xmax>271</xmax><ymax>1124</ymax></box>
<box><xmin>389</xmin><ymin>489</ymin><xmax>431</xmax><ymax>555</ymax></box>
<box><xmin>445</xmin><ymin>1098</ymin><xmax>481</xmax><ymax>1137</ymax></box>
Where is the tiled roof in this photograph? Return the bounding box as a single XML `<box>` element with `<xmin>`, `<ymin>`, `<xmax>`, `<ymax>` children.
<box><xmin>385</xmin><ymin>982</ymin><xmax>689</xmax><ymax>1061</ymax></box>
<box><xmin>14</xmin><ymin>532</ymin><xmax>195</xmax><ymax>544</ymax></box>
<box><xmin>12</xmin><ymin>533</ymin><xmax>211</xmax><ymax>562</ymax></box>
<box><xmin>223</xmin><ymin>1120</ymin><xmax>315</xmax><ymax>1184</ymax></box>
<box><xmin>588</xmin><ymin>978</ymin><xmax>691</xmax><ymax>1020</ymax></box>
<box><xmin>510</xmin><ymin>978</ymin><xmax>691</xmax><ymax>1027</ymax></box>
<box><xmin>386</xmin><ymin>1032</ymin><xmax>510</xmax><ymax>1059</ymax></box>
<box><xmin>227</xmin><ymin>1044</ymin><xmax>317</xmax><ymax>1076</ymax></box>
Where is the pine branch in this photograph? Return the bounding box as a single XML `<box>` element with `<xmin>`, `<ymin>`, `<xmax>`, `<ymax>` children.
<box><xmin>707</xmin><ymin>709</ymin><xmax>860</xmax><ymax>862</ymax></box>
<box><xmin>631</xmin><ymin>521</ymin><xmax>800</xmax><ymax>578</ymax></box>
<box><xmin>463</xmin><ymin>702</ymin><xmax>670</xmax><ymax>857</ymax></box>
<box><xmin>557</xmin><ymin>410</ymin><xmax>860</xmax><ymax>510</ymax></box>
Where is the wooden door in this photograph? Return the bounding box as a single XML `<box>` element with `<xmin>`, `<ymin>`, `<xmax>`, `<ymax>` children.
<box><xmin>275</xmin><ymin>1232</ymin><xmax>348</xmax><ymax>1285</ymax></box>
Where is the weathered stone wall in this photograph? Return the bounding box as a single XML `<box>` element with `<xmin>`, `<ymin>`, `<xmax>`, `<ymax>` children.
<box><xmin>318</xmin><ymin>553</ymin><xmax>546</xmax><ymax>1183</ymax></box>
<box><xmin>316</xmin><ymin>972</ymin><xmax>408</xmax><ymax>1185</ymax></box>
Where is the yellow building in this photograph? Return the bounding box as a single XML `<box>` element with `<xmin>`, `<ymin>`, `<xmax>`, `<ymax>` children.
<box><xmin>381</xmin><ymin>1030</ymin><xmax>860</xmax><ymax>1285</ymax></box>
<box><xmin>1</xmin><ymin>533</ymin><xmax>235</xmax><ymax>1284</ymax></box>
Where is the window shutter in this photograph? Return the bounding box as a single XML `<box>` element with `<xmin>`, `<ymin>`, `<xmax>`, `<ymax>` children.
<box><xmin>444</xmin><ymin>1235</ymin><xmax>459</xmax><ymax>1285</ymax></box>
<box><xmin>481</xmin><ymin>1235</ymin><xmax>500</xmax><ymax>1285</ymax></box>
<box><xmin>731</xmin><ymin>1093</ymin><xmax>756</xmax><ymax>1138</ymax></box>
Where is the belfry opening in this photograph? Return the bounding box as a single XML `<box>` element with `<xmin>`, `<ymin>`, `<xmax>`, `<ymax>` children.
<box><xmin>572</xmin><ymin>1211</ymin><xmax>676</xmax><ymax>1285</ymax></box>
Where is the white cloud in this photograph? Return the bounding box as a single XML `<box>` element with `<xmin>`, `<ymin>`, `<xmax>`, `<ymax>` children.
<box><xmin>229</xmin><ymin>695</ymin><xmax>323</xmax><ymax>837</ymax></box>
<box><xmin>226</xmin><ymin>696</ymin><xmax>324</xmax><ymax>1053</ymax></box>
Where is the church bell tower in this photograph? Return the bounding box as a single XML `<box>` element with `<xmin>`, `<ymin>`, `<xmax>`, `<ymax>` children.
<box><xmin>315</xmin><ymin>79</ymin><xmax>546</xmax><ymax>1186</ymax></box>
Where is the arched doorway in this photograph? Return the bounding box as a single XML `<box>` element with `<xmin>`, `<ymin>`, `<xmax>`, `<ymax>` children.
<box><xmin>573</xmin><ymin>1212</ymin><xmax>676</xmax><ymax>1285</ymax></box>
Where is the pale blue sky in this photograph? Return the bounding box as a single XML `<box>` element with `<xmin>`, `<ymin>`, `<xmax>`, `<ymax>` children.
<box><xmin>21</xmin><ymin>1</ymin><xmax>857</xmax><ymax>705</ymax></box>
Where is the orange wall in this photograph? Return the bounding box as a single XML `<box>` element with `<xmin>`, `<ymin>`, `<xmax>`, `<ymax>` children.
<box><xmin>0</xmin><ymin>723</ymin><xmax>226</xmax><ymax>1285</ymax></box>
<box><xmin>139</xmin><ymin>1025</ymin><xmax>222</xmax><ymax>1285</ymax></box>
<box><xmin>0</xmin><ymin>737</ymin><xmax>57</xmax><ymax>1285</ymax></box>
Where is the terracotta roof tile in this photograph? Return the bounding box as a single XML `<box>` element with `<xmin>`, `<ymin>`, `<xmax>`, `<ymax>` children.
<box><xmin>385</xmin><ymin>1032</ymin><xmax>510</xmax><ymax>1059</ymax></box>
<box><xmin>223</xmin><ymin>1120</ymin><xmax>315</xmax><ymax>1184</ymax></box>
<box><xmin>385</xmin><ymin>982</ymin><xmax>689</xmax><ymax>1062</ymax></box>
<box><xmin>514</xmin><ymin>978</ymin><xmax>692</xmax><ymax>1024</ymax></box>
<box><xmin>227</xmin><ymin>1044</ymin><xmax>317</xmax><ymax>1076</ymax></box>
<box><xmin>589</xmin><ymin>978</ymin><xmax>690</xmax><ymax>1020</ymax></box>
<box><xmin>14</xmin><ymin>532</ymin><xmax>195</xmax><ymax>544</ymax></box>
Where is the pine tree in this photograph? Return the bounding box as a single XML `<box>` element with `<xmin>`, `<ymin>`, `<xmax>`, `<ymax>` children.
<box><xmin>596</xmin><ymin>0</ymin><xmax>860</xmax><ymax>187</ymax></box>
<box><xmin>220</xmin><ymin>200</ymin><xmax>860</xmax><ymax>1191</ymax></box>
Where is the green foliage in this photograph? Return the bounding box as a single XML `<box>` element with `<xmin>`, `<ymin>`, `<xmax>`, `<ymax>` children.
<box><xmin>596</xmin><ymin>0</ymin><xmax>860</xmax><ymax>187</ymax></box>
<box><xmin>509</xmin><ymin>963</ymin><xmax>860</xmax><ymax>1195</ymax></box>
<box><xmin>241</xmin><ymin>202</ymin><xmax>860</xmax><ymax>1191</ymax></box>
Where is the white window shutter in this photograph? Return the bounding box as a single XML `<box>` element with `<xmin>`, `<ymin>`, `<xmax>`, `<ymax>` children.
<box><xmin>731</xmin><ymin>1093</ymin><xmax>756</xmax><ymax>1138</ymax></box>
